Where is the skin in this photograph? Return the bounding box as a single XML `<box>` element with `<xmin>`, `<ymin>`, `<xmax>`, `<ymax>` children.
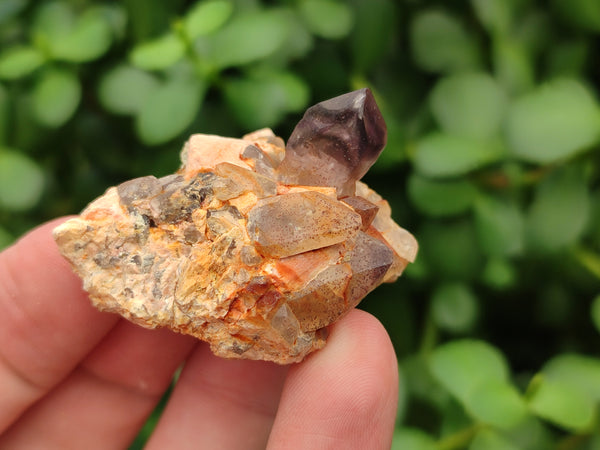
<box><xmin>0</xmin><ymin>218</ymin><xmax>398</xmax><ymax>449</ymax></box>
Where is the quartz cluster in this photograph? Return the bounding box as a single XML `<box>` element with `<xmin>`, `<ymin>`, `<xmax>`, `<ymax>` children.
<box><xmin>54</xmin><ymin>89</ymin><xmax>417</xmax><ymax>364</ymax></box>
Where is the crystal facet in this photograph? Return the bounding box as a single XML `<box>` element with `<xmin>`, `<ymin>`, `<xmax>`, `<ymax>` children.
<box><xmin>341</xmin><ymin>195</ymin><xmax>379</xmax><ymax>230</ymax></box>
<box><xmin>277</xmin><ymin>88</ymin><xmax>387</xmax><ymax>197</ymax></box>
<box><xmin>246</xmin><ymin>191</ymin><xmax>362</xmax><ymax>258</ymax></box>
<box><xmin>53</xmin><ymin>90</ymin><xmax>417</xmax><ymax>364</ymax></box>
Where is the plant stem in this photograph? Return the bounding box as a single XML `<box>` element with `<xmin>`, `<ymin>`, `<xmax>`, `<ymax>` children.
<box><xmin>437</xmin><ymin>423</ymin><xmax>482</xmax><ymax>450</ymax></box>
<box><xmin>571</xmin><ymin>246</ymin><xmax>600</xmax><ymax>280</ymax></box>
<box><xmin>418</xmin><ymin>309</ymin><xmax>438</xmax><ymax>357</ymax></box>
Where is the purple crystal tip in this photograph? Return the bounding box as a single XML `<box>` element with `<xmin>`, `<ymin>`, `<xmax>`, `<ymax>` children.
<box><xmin>276</xmin><ymin>88</ymin><xmax>387</xmax><ymax>197</ymax></box>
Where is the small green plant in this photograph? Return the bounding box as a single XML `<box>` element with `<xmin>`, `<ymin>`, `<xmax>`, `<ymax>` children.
<box><xmin>1</xmin><ymin>0</ymin><xmax>600</xmax><ymax>448</ymax></box>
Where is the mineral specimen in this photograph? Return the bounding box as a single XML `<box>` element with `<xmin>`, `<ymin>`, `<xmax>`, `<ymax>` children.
<box><xmin>53</xmin><ymin>89</ymin><xmax>418</xmax><ymax>364</ymax></box>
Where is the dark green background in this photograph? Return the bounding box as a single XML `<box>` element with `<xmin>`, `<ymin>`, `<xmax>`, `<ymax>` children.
<box><xmin>1</xmin><ymin>0</ymin><xmax>600</xmax><ymax>448</ymax></box>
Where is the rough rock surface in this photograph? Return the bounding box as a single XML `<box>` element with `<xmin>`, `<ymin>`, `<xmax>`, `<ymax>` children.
<box><xmin>53</xmin><ymin>89</ymin><xmax>418</xmax><ymax>364</ymax></box>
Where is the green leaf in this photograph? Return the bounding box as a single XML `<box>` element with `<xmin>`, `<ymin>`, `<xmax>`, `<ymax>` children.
<box><xmin>429</xmin><ymin>339</ymin><xmax>509</xmax><ymax>402</ymax></box>
<box><xmin>470</xmin><ymin>0</ymin><xmax>512</xmax><ymax>35</ymax></box>
<box><xmin>413</xmin><ymin>133</ymin><xmax>504</xmax><ymax>178</ymax></box>
<box><xmin>407</xmin><ymin>174</ymin><xmax>477</xmax><ymax>217</ymax></box>
<box><xmin>130</xmin><ymin>33</ymin><xmax>185</xmax><ymax>71</ymax></box>
<box><xmin>592</xmin><ymin>295</ymin><xmax>600</xmax><ymax>334</ymax></box>
<box><xmin>420</xmin><ymin>220</ymin><xmax>483</xmax><ymax>280</ymax></box>
<box><xmin>268</xmin><ymin>13</ymin><xmax>314</xmax><ymax>64</ymax></box>
<box><xmin>0</xmin><ymin>0</ymin><xmax>27</xmax><ymax>26</ymax></box>
<box><xmin>431</xmin><ymin>282</ymin><xmax>478</xmax><ymax>333</ymax></box>
<box><xmin>32</xmin><ymin>68</ymin><xmax>81</xmax><ymax>128</ymax></box>
<box><xmin>430</xmin><ymin>72</ymin><xmax>507</xmax><ymax>140</ymax></box>
<box><xmin>502</xmin><ymin>416</ymin><xmax>555</xmax><ymax>450</ymax></box>
<box><xmin>135</xmin><ymin>79</ymin><xmax>204</xmax><ymax>145</ymax></box>
<box><xmin>299</xmin><ymin>0</ymin><xmax>354</xmax><ymax>40</ymax></box>
<box><xmin>32</xmin><ymin>1</ymin><xmax>74</xmax><ymax>39</ymax></box>
<box><xmin>506</xmin><ymin>79</ymin><xmax>600</xmax><ymax>164</ymax></box>
<box><xmin>223</xmin><ymin>70</ymin><xmax>309</xmax><ymax>130</ymax></box>
<box><xmin>527</xmin><ymin>377</ymin><xmax>595</xmax><ymax>431</ymax></box>
<box><xmin>526</xmin><ymin>165</ymin><xmax>590</xmax><ymax>252</ymax></box>
<box><xmin>542</xmin><ymin>354</ymin><xmax>600</xmax><ymax>403</ymax></box>
<box><xmin>474</xmin><ymin>195</ymin><xmax>524</xmax><ymax>257</ymax></box>
<box><xmin>493</xmin><ymin>38</ymin><xmax>535</xmax><ymax>95</ymax></box>
<box><xmin>98</xmin><ymin>4</ymin><xmax>128</xmax><ymax>39</ymax></box>
<box><xmin>183</xmin><ymin>0</ymin><xmax>233</xmax><ymax>39</ymax></box>
<box><xmin>0</xmin><ymin>149</ymin><xmax>45</xmax><ymax>211</ymax></box>
<box><xmin>466</xmin><ymin>379</ymin><xmax>528</xmax><ymax>428</ymax></box>
<box><xmin>0</xmin><ymin>226</ymin><xmax>13</xmax><ymax>250</ymax></box>
<box><xmin>552</xmin><ymin>0</ymin><xmax>600</xmax><ymax>32</ymax></box>
<box><xmin>210</xmin><ymin>9</ymin><xmax>292</xmax><ymax>69</ymax></box>
<box><xmin>401</xmin><ymin>355</ymin><xmax>450</xmax><ymax>408</ymax></box>
<box><xmin>470</xmin><ymin>429</ymin><xmax>520</xmax><ymax>450</ymax></box>
<box><xmin>50</xmin><ymin>9</ymin><xmax>113</xmax><ymax>62</ymax></box>
<box><xmin>32</xmin><ymin>3</ymin><xmax>112</xmax><ymax>63</ymax></box>
<box><xmin>410</xmin><ymin>10</ymin><xmax>480</xmax><ymax>73</ymax></box>
<box><xmin>392</xmin><ymin>428</ymin><xmax>437</xmax><ymax>450</ymax></box>
<box><xmin>481</xmin><ymin>258</ymin><xmax>517</xmax><ymax>290</ymax></box>
<box><xmin>99</xmin><ymin>65</ymin><xmax>160</xmax><ymax>115</ymax></box>
<box><xmin>0</xmin><ymin>46</ymin><xmax>45</xmax><ymax>80</ymax></box>
<box><xmin>439</xmin><ymin>402</ymin><xmax>474</xmax><ymax>443</ymax></box>
<box><xmin>349</xmin><ymin>0</ymin><xmax>395</xmax><ymax>73</ymax></box>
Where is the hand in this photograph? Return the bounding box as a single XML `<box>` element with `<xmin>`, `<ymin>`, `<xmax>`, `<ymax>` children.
<box><xmin>0</xmin><ymin>219</ymin><xmax>398</xmax><ymax>449</ymax></box>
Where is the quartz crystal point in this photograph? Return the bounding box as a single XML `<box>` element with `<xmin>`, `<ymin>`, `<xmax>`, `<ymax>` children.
<box><xmin>277</xmin><ymin>88</ymin><xmax>387</xmax><ymax>197</ymax></box>
<box><xmin>53</xmin><ymin>91</ymin><xmax>417</xmax><ymax>364</ymax></box>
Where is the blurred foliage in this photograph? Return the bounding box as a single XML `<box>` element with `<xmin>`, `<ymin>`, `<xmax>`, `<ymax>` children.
<box><xmin>1</xmin><ymin>0</ymin><xmax>600</xmax><ymax>448</ymax></box>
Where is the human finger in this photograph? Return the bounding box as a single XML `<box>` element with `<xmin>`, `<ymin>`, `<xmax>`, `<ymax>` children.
<box><xmin>0</xmin><ymin>321</ymin><xmax>196</xmax><ymax>449</ymax></box>
<box><xmin>146</xmin><ymin>343</ymin><xmax>288</xmax><ymax>450</ymax></box>
<box><xmin>0</xmin><ymin>219</ymin><xmax>118</xmax><ymax>432</ymax></box>
<box><xmin>267</xmin><ymin>309</ymin><xmax>399</xmax><ymax>450</ymax></box>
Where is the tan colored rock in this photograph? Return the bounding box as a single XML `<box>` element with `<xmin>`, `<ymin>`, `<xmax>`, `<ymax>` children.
<box><xmin>54</xmin><ymin>90</ymin><xmax>418</xmax><ymax>364</ymax></box>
